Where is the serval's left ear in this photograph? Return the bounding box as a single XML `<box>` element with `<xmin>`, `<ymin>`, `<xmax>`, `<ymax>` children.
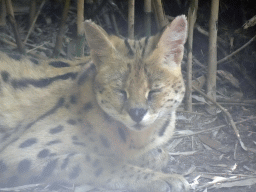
<box><xmin>158</xmin><ymin>15</ymin><xmax>187</xmax><ymax>66</ymax></box>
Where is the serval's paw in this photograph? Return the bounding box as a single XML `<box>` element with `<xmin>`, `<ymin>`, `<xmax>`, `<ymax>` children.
<box><xmin>139</xmin><ymin>174</ymin><xmax>189</xmax><ymax>192</ymax></box>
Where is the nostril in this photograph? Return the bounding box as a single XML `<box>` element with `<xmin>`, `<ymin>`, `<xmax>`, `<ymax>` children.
<box><xmin>128</xmin><ymin>108</ymin><xmax>147</xmax><ymax>123</ymax></box>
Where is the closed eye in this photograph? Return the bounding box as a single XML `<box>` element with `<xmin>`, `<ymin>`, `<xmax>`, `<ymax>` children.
<box><xmin>148</xmin><ymin>89</ymin><xmax>161</xmax><ymax>101</ymax></box>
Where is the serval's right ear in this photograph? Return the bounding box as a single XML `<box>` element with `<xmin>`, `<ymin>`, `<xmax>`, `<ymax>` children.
<box><xmin>84</xmin><ymin>20</ymin><xmax>116</xmax><ymax>66</ymax></box>
<box><xmin>157</xmin><ymin>15</ymin><xmax>187</xmax><ymax>67</ymax></box>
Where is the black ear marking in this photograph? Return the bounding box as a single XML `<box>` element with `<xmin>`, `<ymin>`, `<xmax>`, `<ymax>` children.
<box><xmin>141</xmin><ymin>36</ymin><xmax>149</xmax><ymax>57</ymax></box>
<box><xmin>124</xmin><ymin>39</ymin><xmax>134</xmax><ymax>56</ymax></box>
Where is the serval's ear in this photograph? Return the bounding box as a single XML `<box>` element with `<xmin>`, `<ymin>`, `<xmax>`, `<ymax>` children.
<box><xmin>84</xmin><ymin>20</ymin><xmax>116</xmax><ymax>66</ymax></box>
<box><xmin>158</xmin><ymin>15</ymin><xmax>187</xmax><ymax>66</ymax></box>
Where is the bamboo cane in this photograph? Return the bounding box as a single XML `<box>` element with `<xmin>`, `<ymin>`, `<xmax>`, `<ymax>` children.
<box><xmin>128</xmin><ymin>0</ymin><xmax>135</xmax><ymax>39</ymax></box>
<box><xmin>52</xmin><ymin>0</ymin><xmax>71</xmax><ymax>58</ymax></box>
<box><xmin>185</xmin><ymin>0</ymin><xmax>198</xmax><ymax>111</ymax></box>
<box><xmin>144</xmin><ymin>0</ymin><xmax>151</xmax><ymax>36</ymax></box>
<box><xmin>5</xmin><ymin>0</ymin><xmax>25</xmax><ymax>54</ymax></box>
<box><xmin>76</xmin><ymin>0</ymin><xmax>85</xmax><ymax>57</ymax></box>
<box><xmin>207</xmin><ymin>0</ymin><xmax>219</xmax><ymax>103</ymax></box>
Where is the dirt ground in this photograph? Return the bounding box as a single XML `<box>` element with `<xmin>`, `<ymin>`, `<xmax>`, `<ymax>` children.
<box><xmin>172</xmin><ymin>105</ymin><xmax>256</xmax><ymax>192</ymax></box>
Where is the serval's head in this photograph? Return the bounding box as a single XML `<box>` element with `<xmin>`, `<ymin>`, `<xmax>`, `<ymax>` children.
<box><xmin>84</xmin><ymin>15</ymin><xmax>187</xmax><ymax>131</ymax></box>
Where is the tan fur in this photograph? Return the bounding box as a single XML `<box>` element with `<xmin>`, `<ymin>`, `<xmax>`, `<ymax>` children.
<box><xmin>0</xmin><ymin>16</ymin><xmax>189</xmax><ymax>191</ymax></box>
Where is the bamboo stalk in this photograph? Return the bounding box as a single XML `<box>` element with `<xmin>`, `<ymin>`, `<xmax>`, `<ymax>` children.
<box><xmin>90</xmin><ymin>0</ymin><xmax>107</xmax><ymax>19</ymax></box>
<box><xmin>5</xmin><ymin>0</ymin><xmax>25</xmax><ymax>54</ymax></box>
<box><xmin>52</xmin><ymin>0</ymin><xmax>71</xmax><ymax>58</ymax></box>
<box><xmin>0</xmin><ymin>0</ymin><xmax>6</xmax><ymax>26</ymax></box>
<box><xmin>206</xmin><ymin>0</ymin><xmax>219</xmax><ymax>103</ymax></box>
<box><xmin>185</xmin><ymin>0</ymin><xmax>198</xmax><ymax>112</ymax></box>
<box><xmin>144</xmin><ymin>0</ymin><xmax>151</xmax><ymax>36</ymax></box>
<box><xmin>128</xmin><ymin>0</ymin><xmax>135</xmax><ymax>39</ymax></box>
<box><xmin>24</xmin><ymin>0</ymin><xmax>46</xmax><ymax>44</ymax></box>
<box><xmin>152</xmin><ymin>0</ymin><xmax>167</xmax><ymax>29</ymax></box>
<box><xmin>102</xmin><ymin>5</ymin><xmax>112</xmax><ymax>30</ymax></box>
<box><xmin>110</xmin><ymin>12</ymin><xmax>120</xmax><ymax>36</ymax></box>
<box><xmin>29</xmin><ymin>0</ymin><xmax>36</xmax><ymax>28</ymax></box>
<box><xmin>76</xmin><ymin>0</ymin><xmax>85</xmax><ymax>57</ymax></box>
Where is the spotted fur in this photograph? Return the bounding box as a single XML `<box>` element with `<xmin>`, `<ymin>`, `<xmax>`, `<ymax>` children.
<box><xmin>0</xmin><ymin>16</ymin><xmax>188</xmax><ymax>191</ymax></box>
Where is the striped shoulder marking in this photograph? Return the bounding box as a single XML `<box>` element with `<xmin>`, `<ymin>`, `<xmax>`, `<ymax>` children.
<box><xmin>11</xmin><ymin>72</ymin><xmax>78</xmax><ymax>89</ymax></box>
<box><xmin>49</xmin><ymin>61</ymin><xmax>71</xmax><ymax>68</ymax></box>
<box><xmin>29</xmin><ymin>58</ymin><xmax>39</xmax><ymax>65</ymax></box>
<box><xmin>7</xmin><ymin>53</ymin><xmax>22</xmax><ymax>61</ymax></box>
